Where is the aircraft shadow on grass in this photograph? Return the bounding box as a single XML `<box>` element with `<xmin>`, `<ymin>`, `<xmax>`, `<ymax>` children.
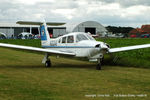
<box><xmin>0</xmin><ymin>63</ymin><xmax>98</xmax><ymax>70</ymax></box>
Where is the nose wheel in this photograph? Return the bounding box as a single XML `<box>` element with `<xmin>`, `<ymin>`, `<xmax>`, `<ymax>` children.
<box><xmin>96</xmin><ymin>63</ymin><xmax>101</xmax><ymax>70</ymax></box>
<box><xmin>96</xmin><ymin>58</ymin><xmax>103</xmax><ymax>70</ymax></box>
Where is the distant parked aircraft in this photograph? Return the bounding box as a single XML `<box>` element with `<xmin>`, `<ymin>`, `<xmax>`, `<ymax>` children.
<box><xmin>18</xmin><ymin>32</ymin><xmax>33</xmax><ymax>39</ymax></box>
<box><xmin>0</xmin><ymin>32</ymin><xmax>7</xmax><ymax>39</ymax></box>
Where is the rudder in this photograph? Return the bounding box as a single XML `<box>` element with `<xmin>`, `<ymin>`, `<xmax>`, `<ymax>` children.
<box><xmin>40</xmin><ymin>22</ymin><xmax>50</xmax><ymax>46</ymax></box>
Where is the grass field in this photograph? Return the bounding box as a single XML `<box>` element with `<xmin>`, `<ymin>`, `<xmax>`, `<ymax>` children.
<box><xmin>0</xmin><ymin>39</ymin><xmax>150</xmax><ymax>100</ymax></box>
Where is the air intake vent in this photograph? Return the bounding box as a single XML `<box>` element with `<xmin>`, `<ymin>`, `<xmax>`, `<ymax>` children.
<box><xmin>95</xmin><ymin>44</ymin><xmax>100</xmax><ymax>48</ymax></box>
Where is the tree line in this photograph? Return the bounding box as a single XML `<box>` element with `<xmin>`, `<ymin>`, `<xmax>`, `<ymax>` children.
<box><xmin>106</xmin><ymin>26</ymin><xmax>134</xmax><ymax>34</ymax></box>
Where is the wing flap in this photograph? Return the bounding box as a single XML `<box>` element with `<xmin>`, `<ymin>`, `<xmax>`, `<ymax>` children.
<box><xmin>0</xmin><ymin>43</ymin><xmax>75</xmax><ymax>56</ymax></box>
<box><xmin>109</xmin><ymin>44</ymin><xmax>150</xmax><ymax>53</ymax></box>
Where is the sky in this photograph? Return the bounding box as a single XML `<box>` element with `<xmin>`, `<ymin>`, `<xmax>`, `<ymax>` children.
<box><xmin>0</xmin><ymin>0</ymin><xmax>150</xmax><ymax>27</ymax></box>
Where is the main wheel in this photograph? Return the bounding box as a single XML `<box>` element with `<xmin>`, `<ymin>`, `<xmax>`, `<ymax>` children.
<box><xmin>96</xmin><ymin>63</ymin><xmax>101</xmax><ymax>70</ymax></box>
<box><xmin>45</xmin><ymin>60</ymin><xmax>51</xmax><ymax>68</ymax></box>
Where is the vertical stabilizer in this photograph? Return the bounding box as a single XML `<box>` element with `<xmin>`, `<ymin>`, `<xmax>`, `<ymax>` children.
<box><xmin>16</xmin><ymin>20</ymin><xmax>51</xmax><ymax>46</ymax></box>
<box><xmin>40</xmin><ymin>21</ymin><xmax>50</xmax><ymax>46</ymax></box>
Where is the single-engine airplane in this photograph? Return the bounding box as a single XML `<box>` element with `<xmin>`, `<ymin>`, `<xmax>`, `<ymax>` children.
<box><xmin>0</xmin><ymin>21</ymin><xmax>150</xmax><ymax>70</ymax></box>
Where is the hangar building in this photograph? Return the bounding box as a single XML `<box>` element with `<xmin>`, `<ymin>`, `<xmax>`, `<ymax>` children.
<box><xmin>0</xmin><ymin>21</ymin><xmax>107</xmax><ymax>38</ymax></box>
<box><xmin>65</xmin><ymin>21</ymin><xmax>107</xmax><ymax>35</ymax></box>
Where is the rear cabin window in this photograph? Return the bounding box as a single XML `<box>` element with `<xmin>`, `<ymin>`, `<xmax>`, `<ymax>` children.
<box><xmin>62</xmin><ymin>37</ymin><xmax>66</xmax><ymax>43</ymax></box>
<box><xmin>67</xmin><ymin>36</ymin><xmax>74</xmax><ymax>43</ymax></box>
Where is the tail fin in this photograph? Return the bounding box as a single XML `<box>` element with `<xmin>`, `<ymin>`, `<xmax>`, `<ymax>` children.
<box><xmin>40</xmin><ymin>22</ymin><xmax>50</xmax><ymax>46</ymax></box>
<box><xmin>16</xmin><ymin>21</ymin><xmax>51</xmax><ymax>46</ymax></box>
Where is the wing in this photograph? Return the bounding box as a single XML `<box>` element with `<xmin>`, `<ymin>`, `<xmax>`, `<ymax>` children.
<box><xmin>109</xmin><ymin>44</ymin><xmax>150</xmax><ymax>53</ymax></box>
<box><xmin>0</xmin><ymin>43</ymin><xmax>75</xmax><ymax>56</ymax></box>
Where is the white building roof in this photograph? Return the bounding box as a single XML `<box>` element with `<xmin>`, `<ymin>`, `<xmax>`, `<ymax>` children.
<box><xmin>0</xmin><ymin>22</ymin><xmax>66</xmax><ymax>28</ymax></box>
<box><xmin>0</xmin><ymin>21</ymin><xmax>107</xmax><ymax>32</ymax></box>
<box><xmin>0</xmin><ymin>23</ymin><xmax>39</xmax><ymax>27</ymax></box>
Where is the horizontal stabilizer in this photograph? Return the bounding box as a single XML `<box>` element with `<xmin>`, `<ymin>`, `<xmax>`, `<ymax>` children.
<box><xmin>109</xmin><ymin>44</ymin><xmax>150</xmax><ymax>53</ymax></box>
<box><xmin>17</xmin><ymin>21</ymin><xmax>65</xmax><ymax>26</ymax></box>
<box><xmin>0</xmin><ymin>43</ymin><xmax>75</xmax><ymax>56</ymax></box>
<box><xmin>17</xmin><ymin>21</ymin><xmax>43</xmax><ymax>25</ymax></box>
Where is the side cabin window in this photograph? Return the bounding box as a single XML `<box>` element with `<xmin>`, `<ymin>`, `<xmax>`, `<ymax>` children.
<box><xmin>67</xmin><ymin>35</ymin><xmax>74</xmax><ymax>43</ymax></box>
<box><xmin>62</xmin><ymin>37</ymin><xmax>66</xmax><ymax>43</ymax></box>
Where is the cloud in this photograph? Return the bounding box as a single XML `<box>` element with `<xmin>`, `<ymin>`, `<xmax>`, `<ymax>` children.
<box><xmin>99</xmin><ymin>0</ymin><xmax>150</xmax><ymax>7</ymax></box>
<box><xmin>0</xmin><ymin>0</ymin><xmax>150</xmax><ymax>27</ymax></box>
<box><xmin>13</xmin><ymin>0</ymin><xmax>55</xmax><ymax>5</ymax></box>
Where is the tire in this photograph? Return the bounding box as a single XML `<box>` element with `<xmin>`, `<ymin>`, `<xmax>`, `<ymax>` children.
<box><xmin>45</xmin><ymin>60</ymin><xmax>51</xmax><ymax>68</ymax></box>
<box><xmin>101</xmin><ymin>57</ymin><xmax>104</xmax><ymax>65</ymax></box>
<box><xmin>96</xmin><ymin>63</ymin><xmax>101</xmax><ymax>70</ymax></box>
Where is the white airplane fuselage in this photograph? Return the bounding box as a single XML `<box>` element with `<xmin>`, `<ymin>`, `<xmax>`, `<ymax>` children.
<box><xmin>42</xmin><ymin>32</ymin><xmax>109</xmax><ymax>61</ymax></box>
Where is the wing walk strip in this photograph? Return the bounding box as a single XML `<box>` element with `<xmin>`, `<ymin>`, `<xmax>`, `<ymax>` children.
<box><xmin>109</xmin><ymin>44</ymin><xmax>150</xmax><ymax>53</ymax></box>
<box><xmin>0</xmin><ymin>43</ymin><xmax>75</xmax><ymax>56</ymax></box>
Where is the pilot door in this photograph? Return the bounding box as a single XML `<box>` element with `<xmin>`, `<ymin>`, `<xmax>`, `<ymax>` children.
<box><xmin>58</xmin><ymin>35</ymin><xmax>76</xmax><ymax>53</ymax></box>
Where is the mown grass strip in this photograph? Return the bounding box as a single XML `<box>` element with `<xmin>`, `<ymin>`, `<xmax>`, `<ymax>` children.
<box><xmin>0</xmin><ymin>44</ymin><xmax>149</xmax><ymax>100</ymax></box>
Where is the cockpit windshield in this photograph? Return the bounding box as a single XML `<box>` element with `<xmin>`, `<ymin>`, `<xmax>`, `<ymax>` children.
<box><xmin>86</xmin><ymin>34</ymin><xmax>95</xmax><ymax>40</ymax></box>
<box><xmin>76</xmin><ymin>34</ymin><xmax>88</xmax><ymax>42</ymax></box>
<box><xmin>76</xmin><ymin>33</ymin><xmax>95</xmax><ymax>42</ymax></box>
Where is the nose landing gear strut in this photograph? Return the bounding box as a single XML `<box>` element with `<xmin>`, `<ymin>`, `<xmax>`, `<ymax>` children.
<box><xmin>96</xmin><ymin>58</ymin><xmax>101</xmax><ymax>70</ymax></box>
<box><xmin>96</xmin><ymin>56</ymin><xmax>104</xmax><ymax>70</ymax></box>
